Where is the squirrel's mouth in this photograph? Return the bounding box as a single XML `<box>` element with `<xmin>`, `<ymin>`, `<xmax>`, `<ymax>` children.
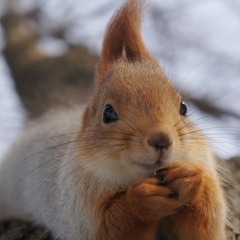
<box><xmin>131</xmin><ymin>160</ymin><xmax>162</xmax><ymax>171</ymax></box>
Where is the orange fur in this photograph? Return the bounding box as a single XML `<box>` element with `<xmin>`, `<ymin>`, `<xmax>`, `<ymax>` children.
<box><xmin>94</xmin><ymin>190</ymin><xmax>158</xmax><ymax>240</ymax></box>
<box><xmin>157</xmin><ymin>161</ymin><xmax>226</xmax><ymax>239</ymax></box>
<box><xmin>81</xmin><ymin>162</ymin><xmax>226</xmax><ymax>239</ymax></box>
<box><xmin>78</xmin><ymin>0</ymin><xmax>227</xmax><ymax>239</ymax></box>
<box><xmin>96</xmin><ymin>0</ymin><xmax>156</xmax><ymax>84</ymax></box>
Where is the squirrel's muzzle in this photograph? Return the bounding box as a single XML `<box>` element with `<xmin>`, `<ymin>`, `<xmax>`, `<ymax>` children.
<box><xmin>147</xmin><ymin>125</ymin><xmax>173</xmax><ymax>152</ymax></box>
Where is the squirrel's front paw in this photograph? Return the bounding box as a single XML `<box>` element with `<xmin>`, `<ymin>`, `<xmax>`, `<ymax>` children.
<box><xmin>155</xmin><ymin>161</ymin><xmax>203</xmax><ymax>206</ymax></box>
<box><xmin>127</xmin><ymin>178</ymin><xmax>182</xmax><ymax>222</ymax></box>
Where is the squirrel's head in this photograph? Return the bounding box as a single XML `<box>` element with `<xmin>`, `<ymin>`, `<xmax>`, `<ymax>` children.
<box><xmin>79</xmin><ymin>0</ymin><xmax>214</xmax><ymax>186</ymax></box>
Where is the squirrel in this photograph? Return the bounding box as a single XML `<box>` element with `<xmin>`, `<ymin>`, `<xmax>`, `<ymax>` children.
<box><xmin>0</xmin><ymin>0</ymin><xmax>228</xmax><ymax>239</ymax></box>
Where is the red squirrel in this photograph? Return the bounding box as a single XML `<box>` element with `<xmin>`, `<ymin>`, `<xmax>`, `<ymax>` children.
<box><xmin>0</xmin><ymin>0</ymin><xmax>227</xmax><ymax>239</ymax></box>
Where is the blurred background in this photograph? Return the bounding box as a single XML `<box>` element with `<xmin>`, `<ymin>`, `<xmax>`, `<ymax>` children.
<box><xmin>0</xmin><ymin>0</ymin><xmax>239</xmax><ymax>159</ymax></box>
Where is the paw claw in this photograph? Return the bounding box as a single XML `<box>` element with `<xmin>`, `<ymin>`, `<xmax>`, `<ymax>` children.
<box><xmin>157</xmin><ymin>177</ymin><xmax>167</xmax><ymax>186</ymax></box>
<box><xmin>155</xmin><ymin>167</ymin><xmax>169</xmax><ymax>175</ymax></box>
<box><xmin>168</xmin><ymin>191</ymin><xmax>179</xmax><ymax>199</ymax></box>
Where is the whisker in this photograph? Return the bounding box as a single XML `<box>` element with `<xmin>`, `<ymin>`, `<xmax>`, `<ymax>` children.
<box><xmin>7</xmin><ymin>139</ymin><xmax>80</xmax><ymax>171</ymax></box>
<box><xmin>178</xmin><ymin>57</ymin><xmax>210</xmax><ymax>96</ymax></box>
<box><xmin>32</xmin><ymin>131</ymin><xmax>81</xmax><ymax>142</ymax></box>
<box><xmin>15</xmin><ymin>150</ymin><xmax>79</xmax><ymax>185</ymax></box>
<box><xmin>36</xmin><ymin>154</ymin><xmax>82</xmax><ymax>193</ymax></box>
<box><xmin>122</xmin><ymin>115</ymin><xmax>143</xmax><ymax>134</ymax></box>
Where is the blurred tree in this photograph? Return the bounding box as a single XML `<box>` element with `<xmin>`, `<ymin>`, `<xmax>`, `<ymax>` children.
<box><xmin>1</xmin><ymin>1</ymin><xmax>240</xmax><ymax>120</ymax></box>
<box><xmin>1</xmin><ymin>6</ymin><xmax>98</xmax><ymax>118</ymax></box>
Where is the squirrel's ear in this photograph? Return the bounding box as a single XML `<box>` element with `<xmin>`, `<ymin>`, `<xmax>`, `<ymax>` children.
<box><xmin>97</xmin><ymin>5</ymin><xmax>125</xmax><ymax>82</ymax></box>
<box><xmin>123</xmin><ymin>0</ymin><xmax>156</xmax><ymax>62</ymax></box>
<box><xmin>97</xmin><ymin>0</ymin><xmax>156</xmax><ymax>82</ymax></box>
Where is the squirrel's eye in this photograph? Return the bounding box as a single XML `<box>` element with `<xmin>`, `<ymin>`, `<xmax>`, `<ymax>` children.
<box><xmin>103</xmin><ymin>104</ymin><xmax>119</xmax><ymax>124</ymax></box>
<box><xmin>180</xmin><ymin>101</ymin><xmax>187</xmax><ymax>116</ymax></box>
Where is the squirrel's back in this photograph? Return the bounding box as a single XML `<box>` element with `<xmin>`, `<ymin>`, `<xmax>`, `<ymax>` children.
<box><xmin>0</xmin><ymin>107</ymin><xmax>90</xmax><ymax>238</ymax></box>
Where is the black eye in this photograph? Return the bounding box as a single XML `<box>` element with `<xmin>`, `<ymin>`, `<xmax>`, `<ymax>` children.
<box><xmin>103</xmin><ymin>104</ymin><xmax>119</xmax><ymax>124</ymax></box>
<box><xmin>180</xmin><ymin>101</ymin><xmax>187</xmax><ymax>116</ymax></box>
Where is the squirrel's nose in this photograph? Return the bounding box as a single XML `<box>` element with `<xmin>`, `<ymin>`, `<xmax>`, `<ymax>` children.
<box><xmin>147</xmin><ymin>126</ymin><xmax>172</xmax><ymax>152</ymax></box>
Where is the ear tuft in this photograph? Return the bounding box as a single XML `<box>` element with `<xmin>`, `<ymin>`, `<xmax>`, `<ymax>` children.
<box><xmin>97</xmin><ymin>6</ymin><xmax>125</xmax><ymax>80</ymax></box>
<box><xmin>123</xmin><ymin>0</ymin><xmax>152</xmax><ymax>61</ymax></box>
<box><xmin>97</xmin><ymin>0</ymin><xmax>156</xmax><ymax>81</ymax></box>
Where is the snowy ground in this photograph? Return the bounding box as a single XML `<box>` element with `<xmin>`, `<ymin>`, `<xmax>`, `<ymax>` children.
<box><xmin>0</xmin><ymin>0</ymin><xmax>239</xmax><ymax>158</ymax></box>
